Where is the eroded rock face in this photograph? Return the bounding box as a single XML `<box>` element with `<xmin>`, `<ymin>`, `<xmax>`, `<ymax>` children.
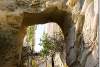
<box><xmin>0</xmin><ymin>0</ymin><xmax>98</xmax><ymax>67</ymax></box>
<box><xmin>0</xmin><ymin>10</ymin><xmax>24</xmax><ymax>67</ymax></box>
<box><xmin>65</xmin><ymin>0</ymin><xmax>98</xmax><ymax>67</ymax></box>
<box><xmin>82</xmin><ymin>1</ymin><xmax>98</xmax><ymax>67</ymax></box>
<box><xmin>0</xmin><ymin>2</ymin><xmax>70</xmax><ymax>67</ymax></box>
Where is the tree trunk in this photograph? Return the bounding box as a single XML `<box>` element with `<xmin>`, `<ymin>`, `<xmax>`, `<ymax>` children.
<box><xmin>51</xmin><ymin>54</ymin><xmax>54</xmax><ymax>67</ymax></box>
<box><xmin>46</xmin><ymin>56</ymin><xmax>47</xmax><ymax>67</ymax></box>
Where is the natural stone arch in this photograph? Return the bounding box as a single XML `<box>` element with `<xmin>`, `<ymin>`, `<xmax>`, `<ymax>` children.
<box><xmin>23</xmin><ymin>7</ymin><xmax>73</xmax><ymax>37</ymax></box>
<box><xmin>22</xmin><ymin>6</ymin><xmax>74</xmax><ymax>67</ymax></box>
<box><xmin>0</xmin><ymin>6</ymin><xmax>74</xmax><ymax>67</ymax></box>
<box><xmin>22</xmin><ymin>7</ymin><xmax>85</xmax><ymax>67</ymax></box>
<box><xmin>0</xmin><ymin>0</ymin><xmax>98</xmax><ymax>67</ymax></box>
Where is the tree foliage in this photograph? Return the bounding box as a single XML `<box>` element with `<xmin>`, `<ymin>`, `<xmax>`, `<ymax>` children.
<box><xmin>27</xmin><ymin>25</ymin><xmax>36</xmax><ymax>49</ymax></box>
<box><xmin>39</xmin><ymin>31</ymin><xmax>65</xmax><ymax>57</ymax></box>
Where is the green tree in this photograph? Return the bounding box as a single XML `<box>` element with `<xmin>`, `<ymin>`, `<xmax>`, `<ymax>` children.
<box><xmin>39</xmin><ymin>31</ymin><xmax>65</xmax><ymax>67</ymax></box>
<box><xmin>21</xmin><ymin>25</ymin><xmax>36</xmax><ymax>67</ymax></box>
<box><xmin>27</xmin><ymin>25</ymin><xmax>36</xmax><ymax>50</ymax></box>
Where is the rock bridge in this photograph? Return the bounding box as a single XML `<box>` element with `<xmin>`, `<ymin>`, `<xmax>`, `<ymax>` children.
<box><xmin>0</xmin><ymin>0</ymin><xmax>98</xmax><ymax>67</ymax></box>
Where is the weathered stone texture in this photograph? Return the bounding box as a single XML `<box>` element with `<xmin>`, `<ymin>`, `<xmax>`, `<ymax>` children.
<box><xmin>0</xmin><ymin>0</ymin><xmax>98</xmax><ymax>67</ymax></box>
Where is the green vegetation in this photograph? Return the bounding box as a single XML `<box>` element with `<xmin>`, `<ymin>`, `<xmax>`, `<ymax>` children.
<box><xmin>39</xmin><ymin>31</ymin><xmax>65</xmax><ymax>57</ymax></box>
<box><xmin>27</xmin><ymin>25</ymin><xmax>36</xmax><ymax>50</ymax></box>
<box><xmin>39</xmin><ymin>31</ymin><xmax>65</xmax><ymax>67</ymax></box>
<box><xmin>21</xmin><ymin>25</ymin><xmax>37</xmax><ymax>67</ymax></box>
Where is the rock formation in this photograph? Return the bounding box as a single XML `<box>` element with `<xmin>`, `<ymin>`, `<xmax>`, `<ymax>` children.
<box><xmin>0</xmin><ymin>0</ymin><xmax>98</xmax><ymax>67</ymax></box>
